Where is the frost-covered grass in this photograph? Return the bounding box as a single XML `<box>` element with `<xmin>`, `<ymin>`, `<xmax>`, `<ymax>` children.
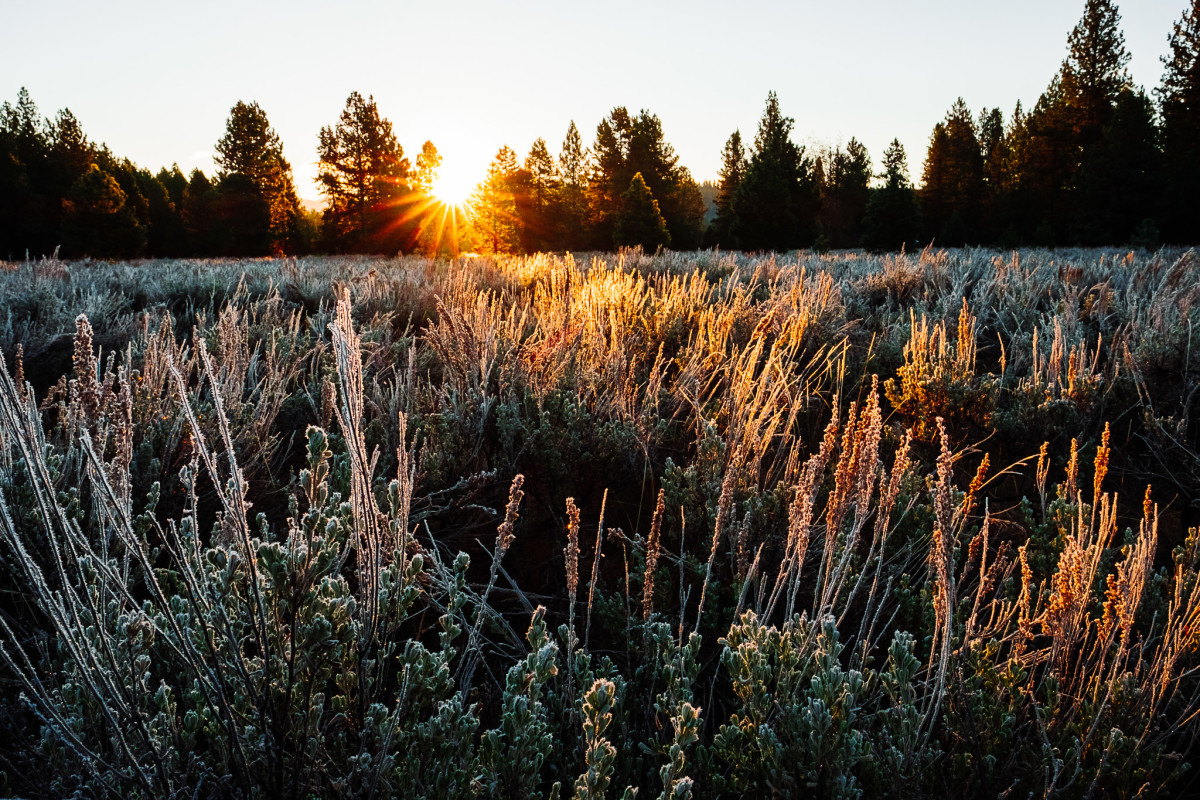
<box><xmin>1</xmin><ymin>246</ymin><xmax>1199</xmax><ymax>797</ymax></box>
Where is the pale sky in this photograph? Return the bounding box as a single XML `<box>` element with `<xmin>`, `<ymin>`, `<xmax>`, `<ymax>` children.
<box><xmin>2</xmin><ymin>0</ymin><xmax>1186</xmax><ymax>202</ymax></box>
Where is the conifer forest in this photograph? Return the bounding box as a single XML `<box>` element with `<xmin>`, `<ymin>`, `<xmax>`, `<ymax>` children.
<box><xmin>2</xmin><ymin>1</ymin><xmax>1200</xmax><ymax>797</ymax></box>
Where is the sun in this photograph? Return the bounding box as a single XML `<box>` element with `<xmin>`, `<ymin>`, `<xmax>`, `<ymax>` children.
<box><xmin>431</xmin><ymin>166</ymin><xmax>477</xmax><ymax>208</ymax></box>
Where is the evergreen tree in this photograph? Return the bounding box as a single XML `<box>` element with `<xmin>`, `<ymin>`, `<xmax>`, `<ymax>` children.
<box><xmin>556</xmin><ymin>121</ymin><xmax>590</xmax><ymax>250</ymax></box>
<box><xmin>1020</xmin><ymin>77</ymin><xmax>1078</xmax><ymax>242</ymax></box>
<box><xmin>413</xmin><ymin>140</ymin><xmax>442</xmax><ymax>195</ymax></box>
<box><xmin>1158</xmin><ymin>0</ymin><xmax>1200</xmax><ymax>241</ymax></box>
<box><xmin>522</xmin><ymin>137</ymin><xmax>559</xmax><ymax>252</ymax></box>
<box><xmin>710</xmin><ymin>130</ymin><xmax>746</xmax><ymax>246</ymax></box>
<box><xmin>587</xmin><ymin>107</ymin><xmax>703</xmax><ymax>249</ymax></box>
<box><xmin>995</xmin><ymin>102</ymin><xmax>1034</xmax><ymax>244</ymax></box>
<box><xmin>1016</xmin><ymin>0</ymin><xmax>1132</xmax><ymax>242</ymax></box>
<box><xmin>613</xmin><ymin>172</ymin><xmax>670</xmax><ymax>251</ymax></box>
<box><xmin>818</xmin><ymin>137</ymin><xmax>871</xmax><ymax>248</ymax></box>
<box><xmin>408</xmin><ymin>141</ymin><xmax>449</xmax><ymax>255</ymax></box>
<box><xmin>1070</xmin><ymin>88</ymin><xmax>1163</xmax><ymax>244</ymax></box>
<box><xmin>665</xmin><ymin>170</ymin><xmax>707</xmax><ymax>250</ymax></box>
<box><xmin>317</xmin><ymin>92</ymin><xmax>413</xmax><ymax>253</ymax></box>
<box><xmin>157</xmin><ymin>165</ymin><xmax>188</xmax><ymax>210</ymax></box>
<box><xmin>470</xmin><ymin>146</ymin><xmax>522</xmax><ymax>254</ymax></box>
<box><xmin>216</xmin><ymin>100</ymin><xmax>301</xmax><ymax>253</ymax></box>
<box><xmin>920</xmin><ymin>98</ymin><xmax>983</xmax><ymax>245</ymax></box>
<box><xmin>136</xmin><ymin>167</ymin><xmax>187</xmax><ymax>256</ymax></box>
<box><xmin>182</xmin><ymin>169</ymin><xmax>218</xmax><ymax>254</ymax></box>
<box><xmin>47</xmin><ymin>109</ymin><xmax>93</xmax><ymax>189</ymax></box>
<box><xmin>588</xmin><ymin>107</ymin><xmax>631</xmax><ymax>247</ymax></box>
<box><xmin>863</xmin><ymin>139</ymin><xmax>922</xmax><ymax>251</ymax></box>
<box><xmin>731</xmin><ymin>91</ymin><xmax>819</xmax><ymax>251</ymax></box>
<box><xmin>0</xmin><ymin>88</ymin><xmax>53</xmax><ymax>256</ymax></box>
<box><xmin>60</xmin><ymin>164</ymin><xmax>145</xmax><ymax>257</ymax></box>
<box><xmin>212</xmin><ymin>173</ymin><xmax>272</xmax><ymax>256</ymax></box>
<box><xmin>978</xmin><ymin>107</ymin><xmax>1009</xmax><ymax>240</ymax></box>
<box><xmin>101</xmin><ymin>155</ymin><xmax>152</xmax><ymax>252</ymax></box>
<box><xmin>1063</xmin><ymin>0</ymin><xmax>1131</xmax><ymax>148</ymax></box>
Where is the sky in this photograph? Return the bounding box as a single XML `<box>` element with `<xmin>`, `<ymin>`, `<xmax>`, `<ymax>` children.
<box><xmin>2</xmin><ymin>0</ymin><xmax>1187</xmax><ymax>203</ymax></box>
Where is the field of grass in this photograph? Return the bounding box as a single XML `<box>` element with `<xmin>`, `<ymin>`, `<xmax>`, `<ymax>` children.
<box><xmin>1</xmin><ymin>246</ymin><xmax>1199</xmax><ymax>797</ymax></box>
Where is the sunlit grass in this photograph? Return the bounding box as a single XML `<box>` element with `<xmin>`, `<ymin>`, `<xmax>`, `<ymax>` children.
<box><xmin>1</xmin><ymin>247</ymin><xmax>1199</xmax><ymax>797</ymax></box>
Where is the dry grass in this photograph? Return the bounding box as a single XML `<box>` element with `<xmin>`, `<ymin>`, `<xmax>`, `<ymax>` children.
<box><xmin>0</xmin><ymin>246</ymin><xmax>1198</xmax><ymax>797</ymax></box>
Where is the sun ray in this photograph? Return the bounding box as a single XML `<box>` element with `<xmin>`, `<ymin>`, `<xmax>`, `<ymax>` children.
<box><xmin>431</xmin><ymin>165</ymin><xmax>478</xmax><ymax>208</ymax></box>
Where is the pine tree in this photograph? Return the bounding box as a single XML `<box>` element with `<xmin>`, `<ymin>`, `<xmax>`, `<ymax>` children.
<box><xmin>920</xmin><ymin>98</ymin><xmax>983</xmax><ymax>245</ymax></box>
<box><xmin>613</xmin><ymin>172</ymin><xmax>670</xmax><ymax>251</ymax></box>
<box><xmin>1016</xmin><ymin>0</ymin><xmax>1132</xmax><ymax>242</ymax></box>
<box><xmin>182</xmin><ymin>169</ymin><xmax>218</xmax><ymax>254</ymax></box>
<box><xmin>135</xmin><ymin>167</ymin><xmax>187</xmax><ymax>257</ymax></box>
<box><xmin>413</xmin><ymin>141</ymin><xmax>442</xmax><ymax>195</ymax></box>
<box><xmin>587</xmin><ymin>107</ymin><xmax>702</xmax><ymax>249</ymax></box>
<box><xmin>557</xmin><ymin>121</ymin><xmax>590</xmax><ymax>250</ymax></box>
<box><xmin>863</xmin><ymin>139</ymin><xmax>922</xmax><ymax>251</ymax></box>
<box><xmin>1158</xmin><ymin>0</ymin><xmax>1200</xmax><ymax>241</ymax></box>
<box><xmin>711</xmin><ymin>130</ymin><xmax>746</xmax><ymax>246</ymax></box>
<box><xmin>216</xmin><ymin>100</ymin><xmax>301</xmax><ymax>253</ymax></box>
<box><xmin>47</xmin><ymin>109</ymin><xmax>92</xmax><ymax>187</ymax></box>
<box><xmin>212</xmin><ymin>173</ymin><xmax>272</xmax><ymax>256</ymax></box>
<box><xmin>1070</xmin><ymin>89</ymin><xmax>1163</xmax><ymax>244</ymax></box>
<box><xmin>1020</xmin><ymin>77</ymin><xmax>1077</xmax><ymax>242</ymax></box>
<box><xmin>408</xmin><ymin>141</ymin><xmax>448</xmax><ymax>255</ymax></box>
<box><xmin>588</xmin><ymin>108</ymin><xmax>631</xmax><ymax>246</ymax></box>
<box><xmin>0</xmin><ymin>88</ymin><xmax>54</xmax><ymax>256</ymax></box>
<box><xmin>157</xmin><ymin>165</ymin><xmax>188</xmax><ymax>209</ymax></box>
<box><xmin>60</xmin><ymin>164</ymin><xmax>145</xmax><ymax>257</ymax></box>
<box><xmin>993</xmin><ymin>102</ymin><xmax>1034</xmax><ymax>244</ymax></box>
<box><xmin>665</xmin><ymin>169</ymin><xmax>707</xmax><ymax>250</ymax></box>
<box><xmin>522</xmin><ymin>137</ymin><xmax>559</xmax><ymax>252</ymax></box>
<box><xmin>977</xmin><ymin>108</ymin><xmax>1009</xmax><ymax>240</ymax></box>
<box><xmin>818</xmin><ymin>137</ymin><xmax>871</xmax><ymax>248</ymax></box>
<box><xmin>731</xmin><ymin>91</ymin><xmax>819</xmax><ymax>251</ymax></box>
<box><xmin>1063</xmin><ymin>0</ymin><xmax>1131</xmax><ymax>147</ymax></box>
<box><xmin>470</xmin><ymin>146</ymin><xmax>522</xmax><ymax>254</ymax></box>
<box><xmin>317</xmin><ymin>92</ymin><xmax>413</xmax><ymax>253</ymax></box>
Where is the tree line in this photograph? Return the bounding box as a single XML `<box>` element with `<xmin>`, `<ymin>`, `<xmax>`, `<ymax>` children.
<box><xmin>711</xmin><ymin>0</ymin><xmax>1199</xmax><ymax>251</ymax></box>
<box><xmin>1</xmin><ymin>0</ymin><xmax>1197</xmax><ymax>260</ymax></box>
<box><xmin>913</xmin><ymin>0</ymin><xmax>1199</xmax><ymax>248</ymax></box>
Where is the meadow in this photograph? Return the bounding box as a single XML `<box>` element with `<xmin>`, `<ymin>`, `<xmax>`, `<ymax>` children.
<box><xmin>1</xmin><ymin>246</ymin><xmax>1199</xmax><ymax>798</ymax></box>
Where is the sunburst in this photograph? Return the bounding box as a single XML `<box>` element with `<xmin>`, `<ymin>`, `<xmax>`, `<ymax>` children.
<box><xmin>430</xmin><ymin>166</ymin><xmax>477</xmax><ymax>208</ymax></box>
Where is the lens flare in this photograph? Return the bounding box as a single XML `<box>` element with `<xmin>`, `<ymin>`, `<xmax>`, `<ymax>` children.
<box><xmin>431</xmin><ymin>166</ymin><xmax>477</xmax><ymax>208</ymax></box>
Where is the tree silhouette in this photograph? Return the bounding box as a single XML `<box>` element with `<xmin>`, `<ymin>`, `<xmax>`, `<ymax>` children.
<box><xmin>731</xmin><ymin>91</ymin><xmax>819</xmax><ymax>251</ymax></box>
<box><xmin>920</xmin><ymin>98</ymin><xmax>983</xmax><ymax>245</ymax></box>
<box><xmin>588</xmin><ymin>107</ymin><xmax>702</xmax><ymax>249</ymax></box>
<box><xmin>215</xmin><ymin>101</ymin><xmax>301</xmax><ymax>253</ymax></box>
<box><xmin>710</xmin><ymin>130</ymin><xmax>746</xmax><ymax>247</ymax></box>
<box><xmin>864</xmin><ymin>139</ymin><xmax>922</xmax><ymax>251</ymax></box>
<box><xmin>1012</xmin><ymin>0</ymin><xmax>1132</xmax><ymax>242</ymax></box>
<box><xmin>1063</xmin><ymin>0</ymin><xmax>1131</xmax><ymax>148</ymax></box>
<box><xmin>0</xmin><ymin>89</ymin><xmax>55</xmax><ymax>256</ymax></box>
<box><xmin>317</xmin><ymin>92</ymin><xmax>413</xmax><ymax>253</ymax></box>
<box><xmin>519</xmin><ymin>138</ymin><xmax>559</xmax><ymax>253</ymax></box>
<box><xmin>413</xmin><ymin>140</ymin><xmax>442</xmax><ymax>196</ymax></box>
<box><xmin>819</xmin><ymin>137</ymin><xmax>871</xmax><ymax>248</ymax></box>
<box><xmin>60</xmin><ymin>164</ymin><xmax>145</xmax><ymax>257</ymax></box>
<box><xmin>556</xmin><ymin>121</ymin><xmax>590</xmax><ymax>250</ymax></box>
<box><xmin>1070</xmin><ymin>89</ymin><xmax>1163</xmax><ymax>244</ymax></box>
<box><xmin>1158</xmin><ymin>0</ymin><xmax>1200</xmax><ymax>241</ymax></box>
<box><xmin>614</xmin><ymin>172</ymin><xmax>670</xmax><ymax>251</ymax></box>
<box><xmin>182</xmin><ymin>169</ymin><xmax>218</xmax><ymax>254</ymax></box>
